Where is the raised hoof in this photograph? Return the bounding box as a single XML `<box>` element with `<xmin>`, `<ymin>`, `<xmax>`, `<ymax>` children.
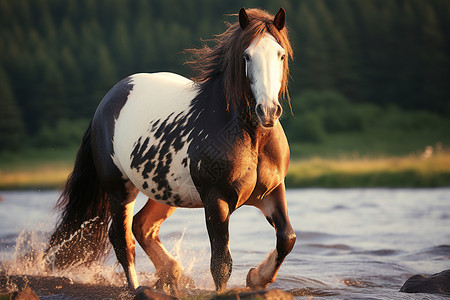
<box><xmin>246</xmin><ymin>268</ymin><xmax>258</xmax><ymax>289</ymax></box>
<box><xmin>246</xmin><ymin>268</ymin><xmax>271</xmax><ymax>289</ymax></box>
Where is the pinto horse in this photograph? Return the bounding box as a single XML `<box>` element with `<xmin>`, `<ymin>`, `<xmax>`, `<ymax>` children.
<box><xmin>46</xmin><ymin>7</ymin><xmax>296</xmax><ymax>295</ymax></box>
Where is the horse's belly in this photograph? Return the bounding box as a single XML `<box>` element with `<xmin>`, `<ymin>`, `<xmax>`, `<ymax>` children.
<box><xmin>128</xmin><ymin>147</ymin><xmax>203</xmax><ymax>208</ymax></box>
<box><xmin>112</xmin><ymin>73</ymin><xmax>203</xmax><ymax>208</ymax></box>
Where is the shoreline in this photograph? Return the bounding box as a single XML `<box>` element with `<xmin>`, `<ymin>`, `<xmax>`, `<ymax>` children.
<box><xmin>1</xmin><ymin>152</ymin><xmax>449</xmax><ymax>190</ymax></box>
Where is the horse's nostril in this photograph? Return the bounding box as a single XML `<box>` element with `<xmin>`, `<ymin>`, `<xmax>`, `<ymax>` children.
<box><xmin>256</xmin><ymin>104</ymin><xmax>264</xmax><ymax>117</ymax></box>
<box><xmin>275</xmin><ymin>104</ymin><xmax>282</xmax><ymax>118</ymax></box>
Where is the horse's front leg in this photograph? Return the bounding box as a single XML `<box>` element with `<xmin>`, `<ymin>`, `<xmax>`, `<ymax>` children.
<box><xmin>246</xmin><ymin>182</ymin><xmax>296</xmax><ymax>289</ymax></box>
<box><xmin>203</xmin><ymin>193</ymin><xmax>232</xmax><ymax>292</ymax></box>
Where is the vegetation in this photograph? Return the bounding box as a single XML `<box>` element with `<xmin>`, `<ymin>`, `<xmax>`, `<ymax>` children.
<box><xmin>1</xmin><ymin>0</ymin><xmax>450</xmax><ymax>149</ymax></box>
<box><xmin>0</xmin><ymin>148</ymin><xmax>75</xmax><ymax>189</ymax></box>
<box><xmin>285</xmin><ymin>90</ymin><xmax>450</xmax><ymax>158</ymax></box>
<box><xmin>1</xmin><ymin>146</ymin><xmax>450</xmax><ymax>190</ymax></box>
<box><xmin>1</xmin><ymin>0</ymin><xmax>449</xmax><ymax>188</ymax></box>
<box><xmin>287</xmin><ymin>149</ymin><xmax>450</xmax><ymax>188</ymax></box>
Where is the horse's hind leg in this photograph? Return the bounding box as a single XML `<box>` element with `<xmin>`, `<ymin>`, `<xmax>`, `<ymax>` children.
<box><xmin>108</xmin><ymin>183</ymin><xmax>140</xmax><ymax>290</ymax></box>
<box><xmin>132</xmin><ymin>199</ymin><xmax>181</xmax><ymax>295</ymax></box>
<box><xmin>246</xmin><ymin>182</ymin><xmax>296</xmax><ymax>288</ymax></box>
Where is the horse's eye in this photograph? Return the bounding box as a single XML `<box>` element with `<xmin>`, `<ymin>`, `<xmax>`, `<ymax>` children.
<box><xmin>280</xmin><ymin>54</ymin><xmax>286</xmax><ymax>61</ymax></box>
<box><xmin>243</xmin><ymin>53</ymin><xmax>250</xmax><ymax>61</ymax></box>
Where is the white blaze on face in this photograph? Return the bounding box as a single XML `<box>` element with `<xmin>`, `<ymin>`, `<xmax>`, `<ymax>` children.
<box><xmin>244</xmin><ymin>33</ymin><xmax>285</xmax><ymax>127</ymax></box>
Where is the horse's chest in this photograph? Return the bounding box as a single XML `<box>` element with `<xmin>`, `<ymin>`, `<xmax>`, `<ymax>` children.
<box><xmin>249</xmin><ymin>128</ymin><xmax>290</xmax><ymax>202</ymax></box>
<box><xmin>257</xmin><ymin>159</ymin><xmax>284</xmax><ymax>190</ymax></box>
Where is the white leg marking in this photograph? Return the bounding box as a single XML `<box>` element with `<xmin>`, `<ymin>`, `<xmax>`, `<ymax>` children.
<box><xmin>247</xmin><ymin>249</ymin><xmax>279</xmax><ymax>288</ymax></box>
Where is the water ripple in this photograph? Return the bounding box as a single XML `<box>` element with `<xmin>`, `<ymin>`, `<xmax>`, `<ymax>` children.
<box><xmin>289</xmin><ymin>287</ymin><xmax>339</xmax><ymax>297</ymax></box>
<box><xmin>354</xmin><ymin>249</ymin><xmax>400</xmax><ymax>256</ymax></box>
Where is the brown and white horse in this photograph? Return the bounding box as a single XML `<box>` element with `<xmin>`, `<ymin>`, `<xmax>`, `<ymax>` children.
<box><xmin>46</xmin><ymin>7</ymin><xmax>296</xmax><ymax>295</ymax></box>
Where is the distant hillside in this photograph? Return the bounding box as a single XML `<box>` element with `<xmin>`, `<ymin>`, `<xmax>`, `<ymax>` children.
<box><xmin>1</xmin><ymin>0</ymin><xmax>449</xmax><ymax>151</ymax></box>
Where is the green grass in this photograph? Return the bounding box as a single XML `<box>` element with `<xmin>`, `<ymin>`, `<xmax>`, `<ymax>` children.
<box><xmin>289</xmin><ymin>128</ymin><xmax>450</xmax><ymax>159</ymax></box>
<box><xmin>0</xmin><ymin>147</ymin><xmax>76</xmax><ymax>190</ymax></box>
<box><xmin>287</xmin><ymin>151</ymin><xmax>450</xmax><ymax>188</ymax></box>
<box><xmin>0</xmin><ymin>147</ymin><xmax>77</xmax><ymax>171</ymax></box>
<box><xmin>287</xmin><ymin>127</ymin><xmax>450</xmax><ymax>187</ymax></box>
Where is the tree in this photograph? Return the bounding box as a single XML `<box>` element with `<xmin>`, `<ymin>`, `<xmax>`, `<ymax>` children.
<box><xmin>111</xmin><ymin>20</ymin><xmax>133</xmax><ymax>77</ymax></box>
<box><xmin>1</xmin><ymin>0</ymin><xmax>450</xmax><ymax>151</ymax></box>
<box><xmin>0</xmin><ymin>67</ymin><xmax>25</xmax><ymax>150</ymax></box>
<box><xmin>293</xmin><ymin>1</ymin><xmax>334</xmax><ymax>90</ymax></box>
<box><xmin>94</xmin><ymin>44</ymin><xmax>119</xmax><ymax>105</ymax></box>
<box><xmin>420</xmin><ymin>2</ymin><xmax>449</xmax><ymax>113</ymax></box>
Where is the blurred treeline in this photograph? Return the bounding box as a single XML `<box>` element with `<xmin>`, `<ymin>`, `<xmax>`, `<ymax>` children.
<box><xmin>1</xmin><ymin>0</ymin><xmax>449</xmax><ymax>153</ymax></box>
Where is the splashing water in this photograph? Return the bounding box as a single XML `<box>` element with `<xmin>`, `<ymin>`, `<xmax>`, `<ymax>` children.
<box><xmin>0</xmin><ymin>191</ymin><xmax>214</xmax><ymax>298</ymax></box>
<box><xmin>0</xmin><ymin>222</ymin><xmax>212</xmax><ymax>298</ymax></box>
<box><xmin>1</xmin><ymin>223</ymin><xmax>124</xmax><ymax>289</ymax></box>
<box><xmin>168</xmin><ymin>227</ymin><xmax>214</xmax><ymax>291</ymax></box>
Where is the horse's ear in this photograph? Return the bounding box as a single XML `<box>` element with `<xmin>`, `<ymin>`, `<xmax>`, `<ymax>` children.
<box><xmin>273</xmin><ymin>7</ymin><xmax>286</xmax><ymax>31</ymax></box>
<box><xmin>239</xmin><ymin>7</ymin><xmax>250</xmax><ymax>30</ymax></box>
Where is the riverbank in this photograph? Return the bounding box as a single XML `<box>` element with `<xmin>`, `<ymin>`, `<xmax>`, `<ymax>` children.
<box><xmin>0</xmin><ymin>148</ymin><xmax>75</xmax><ymax>190</ymax></box>
<box><xmin>1</xmin><ymin>148</ymin><xmax>449</xmax><ymax>190</ymax></box>
<box><xmin>286</xmin><ymin>151</ymin><xmax>450</xmax><ymax>188</ymax></box>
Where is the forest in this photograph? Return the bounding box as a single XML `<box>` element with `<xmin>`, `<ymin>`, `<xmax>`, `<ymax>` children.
<box><xmin>1</xmin><ymin>0</ymin><xmax>449</xmax><ymax>155</ymax></box>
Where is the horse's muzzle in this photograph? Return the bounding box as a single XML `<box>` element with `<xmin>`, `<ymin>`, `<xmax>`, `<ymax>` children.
<box><xmin>256</xmin><ymin>103</ymin><xmax>282</xmax><ymax>128</ymax></box>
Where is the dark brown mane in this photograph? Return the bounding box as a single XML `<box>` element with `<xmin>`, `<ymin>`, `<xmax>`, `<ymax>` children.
<box><xmin>185</xmin><ymin>8</ymin><xmax>293</xmax><ymax>110</ymax></box>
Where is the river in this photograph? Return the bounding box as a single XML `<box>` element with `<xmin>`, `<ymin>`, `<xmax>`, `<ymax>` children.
<box><xmin>0</xmin><ymin>188</ymin><xmax>449</xmax><ymax>299</ymax></box>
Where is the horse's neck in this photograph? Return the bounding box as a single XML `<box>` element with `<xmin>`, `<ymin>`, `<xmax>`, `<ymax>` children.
<box><xmin>197</xmin><ymin>74</ymin><xmax>256</xmax><ymax>129</ymax></box>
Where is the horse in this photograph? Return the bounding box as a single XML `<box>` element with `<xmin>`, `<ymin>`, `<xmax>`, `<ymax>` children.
<box><xmin>46</xmin><ymin>7</ymin><xmax>296</xmax><ymax>295</ymax></box>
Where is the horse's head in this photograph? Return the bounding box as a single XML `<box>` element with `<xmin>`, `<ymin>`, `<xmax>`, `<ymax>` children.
<box><xmin>185</xmin><ymin>8</ymin><xmax>291</xmax><ymax>125</ymax></box>
<box><xmin>240</xmin><ymin>8</ymin><xmax>288</xmax><ymax>128</ymax></box>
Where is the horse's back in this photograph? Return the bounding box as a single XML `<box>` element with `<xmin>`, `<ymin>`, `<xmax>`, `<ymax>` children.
<box><xmin>123</xmin><ymin>72</ymin><xmax>196</xmax><ymax>113</ymax></box>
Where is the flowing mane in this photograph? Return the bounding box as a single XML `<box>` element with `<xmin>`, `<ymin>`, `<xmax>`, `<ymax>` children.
<box><xmin>186</xmin><ymin>8</ymin><xmax>293</xmax><ymax>110</ymax></box>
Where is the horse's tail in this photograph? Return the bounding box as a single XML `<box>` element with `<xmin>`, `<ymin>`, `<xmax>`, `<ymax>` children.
<box><xmin>46</xmin><ymin>122</ymin><xmax>111</xmax><ymax>268</ymax></box>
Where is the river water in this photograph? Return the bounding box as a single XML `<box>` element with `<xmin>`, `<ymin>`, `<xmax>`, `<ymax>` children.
<box><xmin>0</xmin><ymin>188</ymin><xmax>449</xmax><ymax>299</ymax></box>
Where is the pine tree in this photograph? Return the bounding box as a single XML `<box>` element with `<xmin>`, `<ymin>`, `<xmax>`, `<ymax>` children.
<box><xmin>394</xmin><ymin>0</ymin><xmax>422</xmax><ymax>110</ymax></box>
<box><xmin>95</xmin><ymin>44</ymin><xmax>119</xmax><ymax>103</ymax></box>
<box><xmin>0</xmin><ymin>67</ymin><xmax>26</xmax><ymax>150</ymax></box>
<box><xmin>111</xmin><ymin>20</ymin><xmax>133</xmax><ymax>76</ymax></box>
<box><xmin>59</xmin><ymin>18</ymin><xmax>78</xmax><ymax>51</ymax></box>
<box><xmin>420</xmin><ymin>1</ymin><xmax>448</xmax><ymax>113</ymax></box>
<box><xmin>295</xmin><ymin>1</ymin><xmax>334</xmax><ymax>90</ymax></box>
<box><xmin>329</xmin><ymin>0</ymin><xmax>363</xmax><ymax>102</ymax></box>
